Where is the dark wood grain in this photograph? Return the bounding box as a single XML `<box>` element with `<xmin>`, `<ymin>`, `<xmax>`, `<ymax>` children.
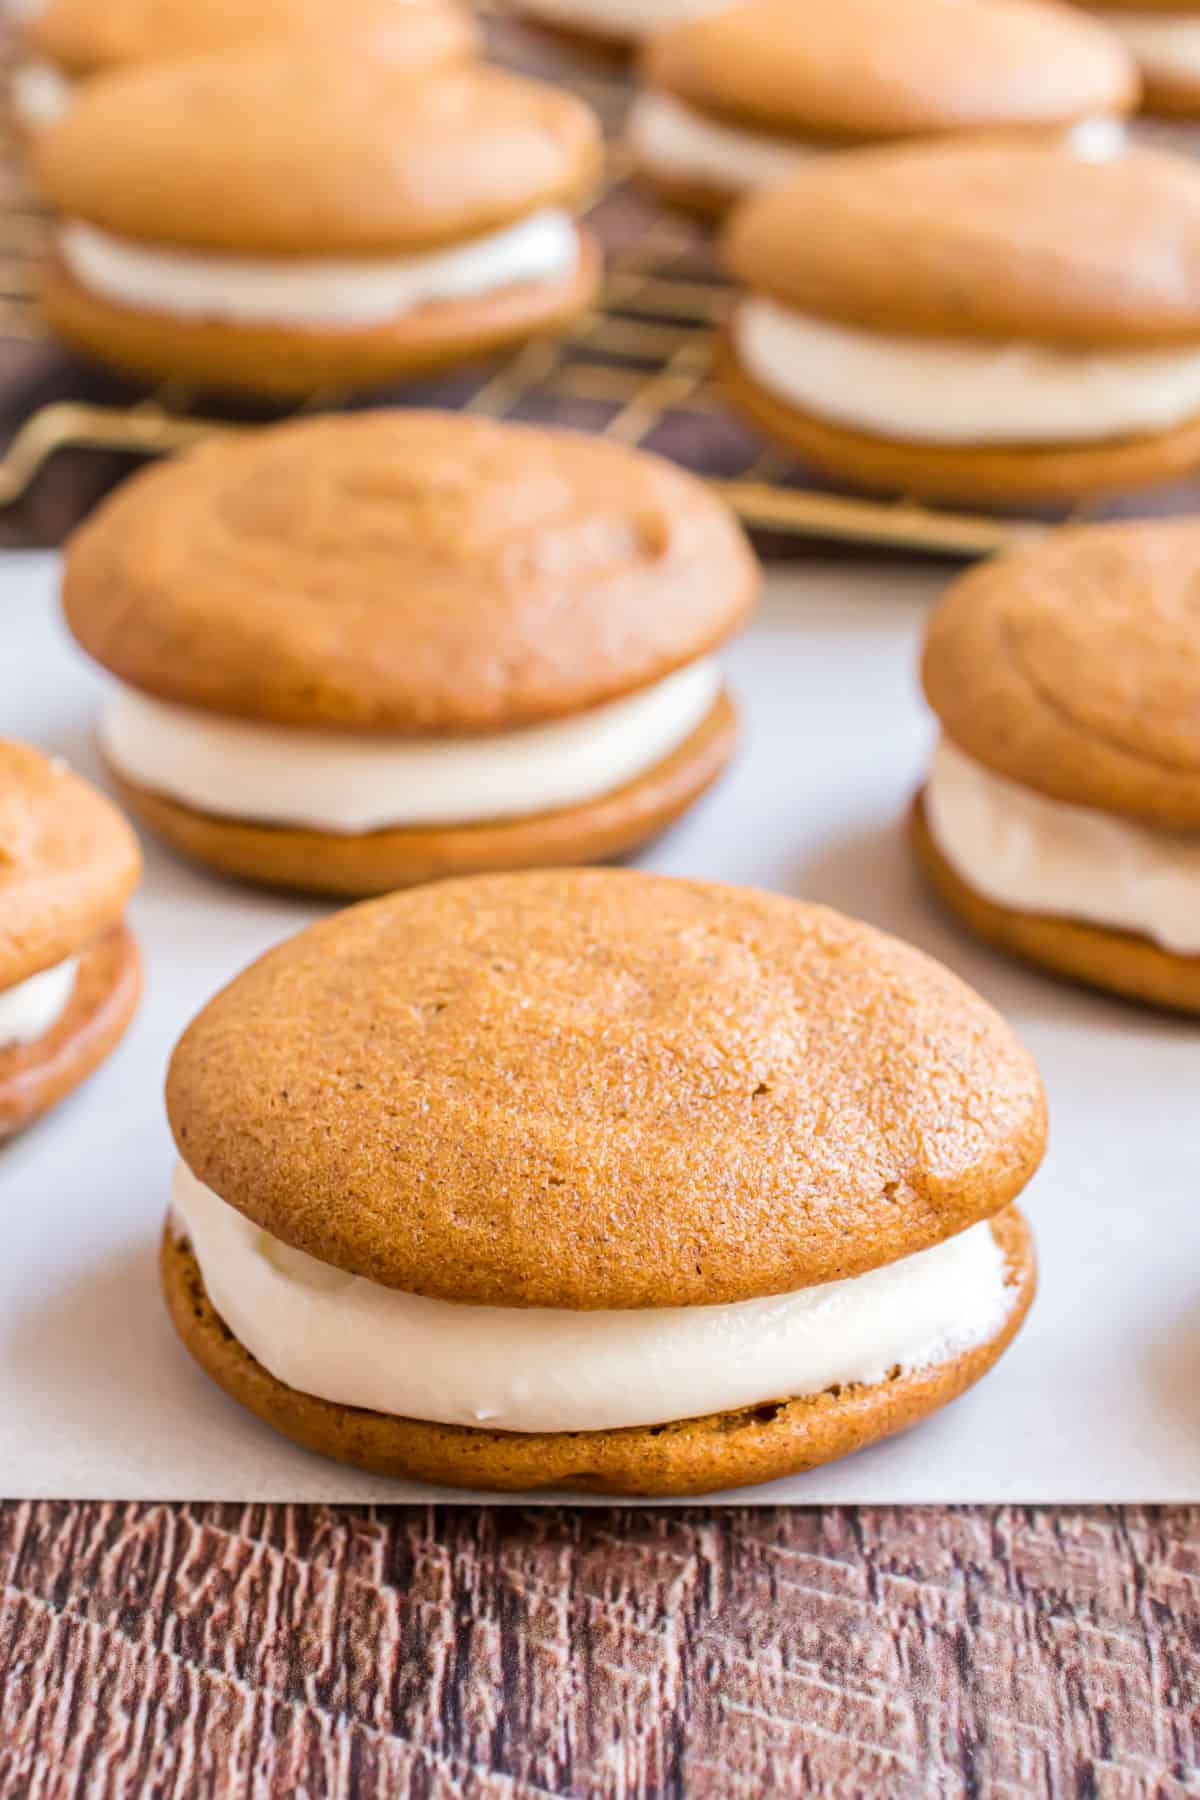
<box><xmin>0</xmin><ymin>1502</ymin><xmax>1197</xmax><ymax>1797</ymax></box>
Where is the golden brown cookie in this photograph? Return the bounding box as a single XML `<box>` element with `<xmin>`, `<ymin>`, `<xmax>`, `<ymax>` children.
<box><xmin>23</xmin><ymin>0</ymin><xmax>477</xmax><ymax>79</ymax></box>
<box><xmin>0</xmin><ymin>924</ymin><xmax>142</xmax><ymax>1137</ymax></box>
<box><xmin>162</xmin><ymin>1205</ymin><xmax>1036</xmax><ymax>1495</ymax></box>
<box><xmin>630</xmin><ymin>2</ymin><xmax>1137</xmax><ymax>221</ymax></box>
<box><xmin>33</xmin><ymin>57</ymin><xmax>600</xmax><ymax>256</ymax></box>
<box><xmin>718</xmin><ymin>139</ymin><xmax>1200</xmax><ymax>504</ymax></box>
<box><xmin>102</xmin><ymin>689</ymin><xmax>738</xmax><ymax>898</ymax></box>
<box><xmin>65</xmin><ymin>412</ymin><xmax>757</xmax><ymax>893</ymax></box>
<box><xmin>911</xmin><ymin>795</ymin><xmax>1200</xmax><ymax>1014</ymax></box>
<box><xmin>0</xmin><ymin>739</ymin><xmax>141</xmax><ymax>986</ymax></box>
<box><xmin>721</xmin><ymin>139</ymin><xmax>1200</xmax><ymax>346</ymax></box>
<box><xmin>921</xmin><ymin>519</ymin><xmax>1200</xmax><ymax>828</ymax></box>
<box><xmin>166</xmin><ymin>871</ymin><xmax>1046</xmax><ymax>1309</ymax></box>
<box><xmin>31</xmin><ymin>51</ymin><xmax>602</xmax><ymax>395</ymax></box>
<box><xmin>64</xmin><ymin>412</ymin><xmax>754</xmax><ymax>731</ymax></box>
<box><xmin>642</xmin><ymin>0</ymin><xmax>1137</xmax><ymax>143</ymax></box>
<box><xmin>716</xmin><ymin>329</ymin><xmax>1200</xmax><ymax>506</ymax></box>
<box><xmin>161</xmin><ymin>871</ymin><xmax>1044</xmax><ymax>1492</ymax></box>
<box><xmin>913</xmin><ymin>521</ymin><xmax>1200</xmax><ymax>1008</ymax></box>
<box><xmin>39</xmin><ymin>236</ymin><xmax>601</xmax><ymax>400</ymax></box>
<box><xmin>0</xmin><ymin>741</ymin><xmax>142</xmax><ymax>1134</ymax></box>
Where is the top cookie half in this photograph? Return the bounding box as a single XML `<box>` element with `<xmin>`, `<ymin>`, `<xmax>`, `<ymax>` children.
<box><xmin>644</xmin><ymin>0</ymin><xmax>1138</xmax><ymax>142</ymax></box>
<box><xmin>167</xmin><ymin>870</ymin><xmax>1047</xmax><ymax>1310</ymax></box>
<box><xmin>63</xmin><ymin>412</ymin><xmax>759</xmax><ymax>736</ymax></box>
<box><xmin>722</xmin><ymin>138</ymin><xmax>1200</xmax><ymax>346</ymax></box>
<box><xmin>22</xmin><ymin>0</ymin><xmax>477</xmax><ymax>77</ymax></box>
<box><xmin>32</xmin><ymin>46</ymin><xmax>601</xmax><ymax>257</ymax></box>
<box><xmin>923</xmin><ymin>518</ymin><xmax>1200</xmax><ymax>830</ymax></box>
<box><xmin>0</xmin><ymin>740</ymin><xmax>142</xmax><ymax>987</ymax></box>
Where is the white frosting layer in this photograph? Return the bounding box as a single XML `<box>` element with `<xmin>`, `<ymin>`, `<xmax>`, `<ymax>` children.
<box><xmin>173</xmin><ymin>1161</ymin><xmax>1016</xmax><ymax>1434</ymax></box>
<box><xmin>626</xmin><ymin>103</ymin><xmax>1122</xmax><ymax>199</ymax></box>
<box><xmin>628</xmin><ymin>89</ymin><xmax>816</xmax><ymax>194</ymax></box>
<box><xmin>520</xmin><ymin>0</ymin><xmax>725</xmax><ymax>35</ymax></box>
<box><xmin>1100</xmin><ymin>12</ymin><xmax>1200</xmax><ymax>83</ymax></box>
<box><xmin>734</xmin><ymin>295</ymin><xmax>1200</xmax><ymax>446</ymax></box>
<box><xmin>0</xmin><ymin>957</ymin><xmax>78</xmax><ymax>1048</ymax></box>
<box><xmin>59</xmin><ymin>210</ymin><xmax>580</xmax><ymax>329</ymax></box>
<box><xmin>100</xmin><ymin>659</ymin><xmax>721</xmax><ymax>832</ymax></box>
<box><xmin>11</xmin><ymin>59</ymin><xmax>73</xmax><ymax>127</ymax></box>
<box><xmin>926</xmin><ymin>738</ymin><xmax>1200</xmax><ymax>955</ymax></box>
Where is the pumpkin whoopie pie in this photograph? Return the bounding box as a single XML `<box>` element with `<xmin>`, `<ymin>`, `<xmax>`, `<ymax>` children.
<box><xmin>63</xmin><ymin>411</ymin><xmax>757</xmax><ymax>896</ymax></box>
<box><xmin>1076</xmin><ymin>1</ymin><xmax>1200</xmax><ymax>116</ymax></box>
<box><xmin>11</xmin><ymin>0</ymin><xmax>477</xmax><ymax>131</ymax></box>
<box><xmin>720</xmin><ymin>136</ymin><xmax>1200</xmax><ymax>506</ymax></box>
<box><xmin>32</xmin><ymin>43</ymin><xmax>601</xmax><ymax>396</ymax></box>
<box><xmin>162</xmin><ymin>869</ymin><xmax>1044</xmax><ymax>1496</ymax></box>
<box><xmin>630</xmin><ymin>0</ymin><xmax>1136</xmax><ymax>214</ymax></box>
<box><xmin>914</xmin><ymin>519</ymin><xmax>1200</xmax><ymax>1014</ymax></box>
<box><xmin>0</xmin><ymin>740</ymin><xmax>141</xmax><ymax>1138</ymax></box>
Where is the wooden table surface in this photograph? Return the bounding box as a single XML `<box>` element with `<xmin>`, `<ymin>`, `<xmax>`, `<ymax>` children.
<box><xmin>1</xmin><ymin>1501</ymin><xmax>1197</xmax><ymax>1795</ymax></box>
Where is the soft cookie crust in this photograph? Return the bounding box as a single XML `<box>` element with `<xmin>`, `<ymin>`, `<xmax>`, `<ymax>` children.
<box><xmin>0</xmin><ymin>923</ymin><xmax>142</xmax><ymax>1137</ymax></box>
<box><xmin>0</xmin><ymin>738</ymin><xmax>142</xmax><ymax>989</ymax></box>
<box><xmin>165</xmin><ymin>869</ymin><xmax>1046</xmax><ymax>1310</ymax></box>
<box><xmin>103</xmin><ymin>689</ymin><xmax>739</xmax><ymax>897</ymax></box>
<box><xmin>720</xmin><ymin>141</ymin><xmax>1200</xmax><ymax>346</ymax></box>
<box><xmin>24</xmin><ymin>0</ymin><xmax>477</xmax><ymax>78</ymax></box>
<box><xmin>922</xmin><ymin>519</ymin><xmax>1200</xmax><ymax>828</ymax></box>
<box><xmin>63</xmin><ymin>405</ymin><xmax>757</xmax><ymax>733</ymax></box>
<box><xmin>161</xmin><ymin>1207</ymin><xmax>1036</xmax><ymax>1496</ymax></box>
<box><xmin>40</xmin><ymin>234</ymin><xmax>601</xmax><ymax>403</ymax></box>
<box><xmin>32</xmin><ymin>57</ymin><xmax>602</xmax><ymax>257</ymax></box>
<box><xmin>717</xmin><ymin>332</ymin><xmax>1200</xmax><ymax>505</ymax></box>
<box><xmin>911</xmin><ymin>794</ymin><xmax>1200</xmax><ymax>1014</ymax></box>
<box><xmin>642</xmin><ymin>0</ymin><xmax>1136</xmax><ymax>141</ymax></box>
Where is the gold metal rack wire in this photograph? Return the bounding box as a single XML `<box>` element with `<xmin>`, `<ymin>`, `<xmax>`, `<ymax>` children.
<box><xmin>0</xmin><ymin>15</ymin><xmax>1062</xmax><ymax>555</ymax></box>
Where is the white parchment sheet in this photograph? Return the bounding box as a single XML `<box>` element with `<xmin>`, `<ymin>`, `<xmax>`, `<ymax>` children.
<box><xmin>1</xmin><ymin>550</ymin><xmax>1196</xmax><ymax>1503</ymax></box>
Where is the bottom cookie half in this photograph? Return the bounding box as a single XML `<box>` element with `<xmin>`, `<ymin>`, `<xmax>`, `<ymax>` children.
<box><xmin>162</xmin><ymin>1207</ymin><xmax>1035</xmax><ymax>1497</ymax></box>
<box><xmin>0</xmin><ymin>922</ymin><xmax>141</xmax><ymax>1137</ymax></box>
<box><xmin>106</xmin><ymin>689</ymin><xmax>739</xmax><ymax>898</ymax></box>
<box><xmin>718</xmin><ymin>334</ymin><xmax>1200</xmax><ymax>507</ymax></box>
<box><xmin>40</xmin><ymin>234</ymin><xmax>601</xmax><ymax>399</ymax></box>
<box><xmin>911</xmin><ymin>793</ymin><xmax>1200</xmax><ymax>1015</ymax></box>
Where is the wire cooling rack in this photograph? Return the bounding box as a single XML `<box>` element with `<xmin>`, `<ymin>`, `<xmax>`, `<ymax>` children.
<box><xmin>0</xmin><ymin>11</ymin><xmax>1182</xmax><ymax>555</ymax></box>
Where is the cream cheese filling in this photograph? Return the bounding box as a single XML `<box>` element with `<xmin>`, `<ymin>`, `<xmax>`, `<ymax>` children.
<box><xmin>172</xmin><ymin>1161</ymin><xmax>1016</xmax><ymax>1435</ymax></box>
<box><xmin>926</xmin><ymin>737</ymin><xmax>1200</xmax><ymax>954</ymax></box>
<box><xmin>627</xmin><ymin>97</ymin><xmax>1122</xmax><ymax>203</ymax></box>
<box><xmin>59</xmin><ymin>209</ymin><xmax>580</xmax><ymax>329</ymax></box>
<box><xmin>628</xmin><ymin>89</ymin><xmax>819</xmax><ymax>193</ymax></box>
<box><xmin>734</xmin><ymin>294</ymin><xmax>1200</xmax><ymax>446</ymax></box>
<box><xmin>99</xmin><ymin>659</ymin><xmax>721</xmax><ymax>833</ymax></box>
<box><xmin>0</xmin><ymin>957</ymin><xmax>78</xmax><ymax>1048</ymax></box>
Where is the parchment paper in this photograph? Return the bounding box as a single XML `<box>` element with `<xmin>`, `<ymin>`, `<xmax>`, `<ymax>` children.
<box><xmin>2</xmin><ymin>550</ymin><xmax>1196</xmax><ymax>1502</ymax></box>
